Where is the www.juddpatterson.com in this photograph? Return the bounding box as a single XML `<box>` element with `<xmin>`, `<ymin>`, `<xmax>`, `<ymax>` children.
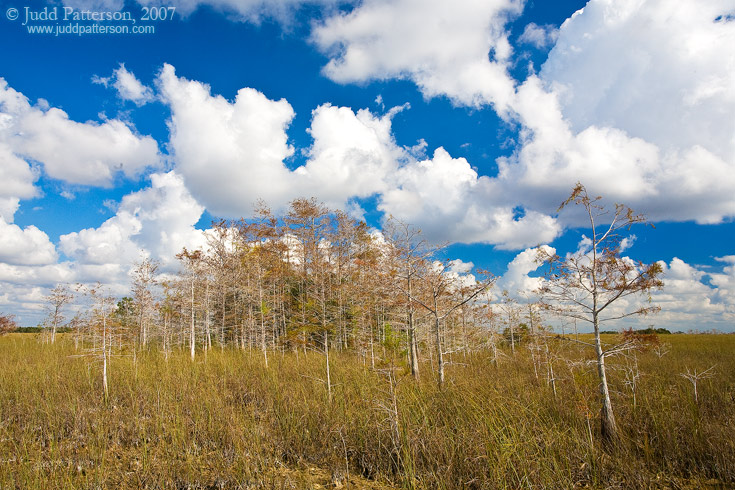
<box><xmin>5</xmin><ymin>6</ymin><xmax>176</xmax><ymax>36</ymax></box>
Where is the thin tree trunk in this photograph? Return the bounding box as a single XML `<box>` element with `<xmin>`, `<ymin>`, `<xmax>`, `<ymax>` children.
<box><xmin>102</xmin><ymin>313</ymin><xmax>109</xmax><ymax>402</ymax></box>
<box><xmin>325</xmin><ymin>330</ymin><xmax>332</xmax><ymax>403</ymax></box>
<box><xmin>594</xmin><ymin>310</ymin><xmax>618</xmax><ymax>443</ymax></box>
<box><xmin>190</xmin><ymin>279</ymin><xmax>196</xmax><ymax>362</ymax></box>
<box><xmin>435</xmin><ymin>314</ymin><xmax>444</xmax><ymax>387</ymax></box>
<box><xmin>407</xmin><ymin>274</ymin><xmax>420</xmax><ymax>379</ymax></box>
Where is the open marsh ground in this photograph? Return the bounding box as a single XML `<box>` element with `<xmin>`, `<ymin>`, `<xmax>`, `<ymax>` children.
<box><xmin>0</xmin><ymin>333</ymin><xmax>733</xmax><ymax>489</ymax></box>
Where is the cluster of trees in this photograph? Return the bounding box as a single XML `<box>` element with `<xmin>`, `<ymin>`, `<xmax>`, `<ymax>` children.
<box><xmin>58</xmin><ymin>199</ymin><xmax>495</xmax><ymax>400</ymax></box>
<box><xmin>35</xmin><ymin>185</ymin><xmax>664</xmax><ymax>443</ymax></box>
<box><xmin>0</xmin><ymin>314</ymin><xmax>19</xmax><ymax>335</ymax></box>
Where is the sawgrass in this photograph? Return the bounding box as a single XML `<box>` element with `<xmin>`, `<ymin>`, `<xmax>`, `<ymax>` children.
<box><xmin>0</xmin><ymin>333</ymin><xmax>733</xmax><ymax>488</ymax></box>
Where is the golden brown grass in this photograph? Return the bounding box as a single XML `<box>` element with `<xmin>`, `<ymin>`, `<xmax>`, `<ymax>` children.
<box><xmin>0</xmin><ymin>333</ymin><xmax>733</xmax><ymax>489</ymax></box>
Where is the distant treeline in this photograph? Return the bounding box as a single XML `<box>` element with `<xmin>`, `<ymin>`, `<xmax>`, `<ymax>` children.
<box><xmin>600</xmin><ymin>327</ymin><xmax>674</xmax><ymax>335</ymax></box>
<box><xmin>14</xmin><ymin>327</ymin><xmax>73</xmax><ymax>334</ymax></box>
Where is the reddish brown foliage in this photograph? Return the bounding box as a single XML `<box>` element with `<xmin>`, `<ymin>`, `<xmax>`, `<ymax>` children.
<box><xmin>621</xmin><ymin>327</ymin><xmax>660</xmax><ymax>351</ymax></box>
<box><xmin>0</xmin><ymin>314</ymin><xmax>18</xmax><ymax>335</ymax></box>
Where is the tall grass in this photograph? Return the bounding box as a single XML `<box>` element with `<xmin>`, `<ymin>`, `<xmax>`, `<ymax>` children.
<box><xmin>0</xmin><ymin>333</ymin><xmax>733</xmax><ymax>488</ymax></box>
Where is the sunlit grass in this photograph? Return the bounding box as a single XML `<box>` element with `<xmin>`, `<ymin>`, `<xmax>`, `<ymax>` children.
<box><xmin>0</xmin><ymin>333</ymin><xmax>733</xmax><ymax>488</ymax></box>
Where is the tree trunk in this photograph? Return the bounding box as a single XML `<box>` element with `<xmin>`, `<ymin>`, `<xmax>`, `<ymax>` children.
<box><xmin>190</xmin><ymin>279</ymin><xmax>196</xmax><ymax>362</ymax></box>
<box><xmin>259</xmin><ymin>277</ymin><xmax>268</xmax><ymax>368</ymax></box>
<box><xmin>434</xmin><ymin>314</ymin><xmax>444</xmax><ymax>387</ymax></box>
<box><xmin>408</xmin><ymin>313</ymin><xmax>420</xmax><ymax>380</ymax></box>
<box><xmin>407</xmin><ymin>274</ymin><xmax>420</xmax><ymax>379</ymax></box>
<box><xmin>102</xmin><ymin>313</ymin><xmax>109</xmax><ymax>402</ymax></box>
<box><xmin>594</xmin><ymin>312</ymin><xmax>618</xmax><ymax>444</ymax></box>
<box><xmin>325</xmin><ymin>330</ymin><xmax>332</xmax><ymax>404</ymax></box>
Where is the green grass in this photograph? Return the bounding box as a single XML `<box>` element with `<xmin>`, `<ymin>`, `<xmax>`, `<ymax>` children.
<box><xmin>0</xmin><ymin>333</ymin><xmax>733</xmax><ymax>488</ymax></box>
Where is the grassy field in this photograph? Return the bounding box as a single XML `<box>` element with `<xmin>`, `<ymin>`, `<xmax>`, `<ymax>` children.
<box><xmin>0</xmin><ymin>333</ymin><xmax>733</xmax><ymax>489</ymax></box>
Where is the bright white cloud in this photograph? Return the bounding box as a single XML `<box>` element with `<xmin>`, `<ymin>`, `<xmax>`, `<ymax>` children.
<box><xmin>541</xmin><ymin>0</ymin><xmax>735</xmax><ymax>161</ymax></box>
<box><xmin>710</xmin><ymin>256</ymin><xmax>735</xmax><ymax>310</ymax></box>
<box><xmin>379</xmin><ymin>147</ymin><xmax>560</xmax><ymax>248</ymax></box>
<box><xmin>518</xmin><ymin>22</ymin><xmax>559</xmax><ymax>49</ymax></box>
<box><xmin>648</xmin><ymin>257</ymin><xmax>734</xmax><ymax>330</ymax></box>
<box><xmin>0</xmin><ymin>217</ymin><xmax>57</xmax><ymax>266</ymax></box>
<box><xmin>0</xmin><ymin>143</ymin><xmax>38</xmax><ymax>221</ymax></box>
<box><xmin>448</xmin><ymin>259</ymin><xmax>474</xmax><ymax>275</ymax></box>
<box><xmin>313</xmin><ymin>0</ymin><xmax>522</xmax><ymax>111</ymax></box>
<box><xmin>159</xmin><ymin>64</ymin><xmax>561</xmax><ymax>249</ymax></box>
<box><xmin>492</xmin><ymin>248</ymin><xmax>735</xmax><ymax>331</ymax></box>
<box><xmin>158</xmin><ymin>64</ymin><xmax>297</xmax><ymax>216</ymax></box>
<box><xmin>160</xmin><ymin>64</ymin><xmax>413</xmax><ymax>217</ymax></box>
<box><xmin>93</xmin><ymin>64</ymin><xmax>155</xmax><ymax>106</ymax></box>
<box><xmin>496</xmin><ymin>245</ymin><xmax>554</xmax><ymax>297</ymax></box>
<box><xmin>313</xmin><ymin>0</ymin><xmax>735</xmax><ymax>226</ymax></box>
<box><xmin>0</xmin><ymin>77</ymin><xmax>160</xmax><ymax>187</ymax></box>
<box><xmin>499</xmin><ymin>0</ymin><xmax>735</xmax><ymax>225</ymax></box>
<box><xmin>60</xmin><ymin>171</ymin><xmax>206</xmax><ymax>270</ymax></box>
<box><xmin>0</xmin><ymin>171</ymin><xmax>205</xmax><ymax>322</ymax></box>
<box><xmin>297</xmin><ymin>103</ymin><xmax>405</xmax><ymax>207</ymax></box>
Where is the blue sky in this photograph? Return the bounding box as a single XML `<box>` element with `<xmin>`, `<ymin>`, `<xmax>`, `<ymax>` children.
<box><xmin>0</xmin><ymin>0</ymin><xmax>733</xmax><ymax>330</ymax></box>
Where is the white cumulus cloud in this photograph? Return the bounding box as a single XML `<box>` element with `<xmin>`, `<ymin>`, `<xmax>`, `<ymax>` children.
<box><xmin>0</xmin><ymin>77</ymin><xmax>160</xmax><ymax>187</ymax></box>
<box><xmin>60</xmin><ymin>171</ymin><xmax>207</xmax><ymax>271</ymax></box>
<box><xmin>93</xmin><ymin>63</ymin><xmax>155</xmax><ymax>106</ymax></box>
<box><xmin>158</xmin><ymin>64</ymin><xmax>561</xmax><ymax>249</ymax></box>
<box><xmin>313</xmin><ymin>0</ymin><xmax>522</xmax><ymax>111</ymax></box>
<box><xmin>0</xmin><ymin>217</ymin><xmax>58</xmax><ymax>266</ymax></box>
<box><xmin>518</xmin><ymin>22</ymin><xmax>559</xmax><ymax>49</ymax></box>
<box><xmin>500</xmin><ymin>0</ymin><xmax>735</xmax><ymax>225</ymax></box>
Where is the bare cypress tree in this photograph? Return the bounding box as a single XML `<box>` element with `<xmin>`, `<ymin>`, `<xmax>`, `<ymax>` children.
<box><xmin>383</xmin><ymin>217</ymin><xmax>435</xmax><ymax>380</ymax></box>
<box><xmin>177</xmin><ymin>249</ymin><xmax>204</xmax><ymax>361</ymax></box>
<box><xmin>539</xmin><ymin>183</ymin><xmax>663</xmax><ymax>444</ymax></box>
<box><xmin>412</xmin><ymin>260</ymin><xmax>494</xmax><ymax>387</ymax></box>
<box><xmin>45</xmin><ymin>284</ymin><xmax>73</xmax><ymax>344</ymax></box>
<box><xmin>132</xmin><ymin>259</ymin><xmax>159</xmax><ymax>350</ymax></box>
<box><xmin>498</xmin><ymin>291</ymin><xmax>520</xmax><ymax>355</ymax></box>
<box><xmin>76</xmin><ymin>283</ymin><xmax>117</xmax><ymax>402</ymax></box>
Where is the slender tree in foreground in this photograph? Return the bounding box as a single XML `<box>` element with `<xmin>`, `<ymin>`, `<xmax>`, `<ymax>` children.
<box><xmin>45</xmin><ymin>284</ymin><xmax>73</xmax><ymax>344</ymax></box>
<box><xmin>412</xmin><ymin>261</ymin><xmax>494</xmax><ymax>387</ymax></box>
<box><xmin>132</xmin><ymin>259</ymin><xmax>159</xmax><ymax>349</ymax></box>
<box><xmin>539</xmin><ymin>183</ymin><xmax>663</xmax><ymax>444</ymax></box>
<box><xmin>384</xmin><ymin>217</ymin><xmax>436</xmax><ymax>380</ymax></box>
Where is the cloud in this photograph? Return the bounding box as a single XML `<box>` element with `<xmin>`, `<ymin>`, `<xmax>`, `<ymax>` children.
<box><xmin>709</xmin><ymin>255</ymin><xmax>735</xmax><ymax>310</ymax></box>
<box><xmin>159</xmin><ymin>64</ymin><xmax>411</xmax><ymax>217</ymax></box>
<box><xmin>518</xmin><ymin>23</ymin><xmax>559</xmax><ymax>49</ymax></box>
<box><xmin>298</xmin><ymin>103</ymin><xmax>406</xmax><ymax>207</ymax></box>
<box><xmin>448</xmin><ymin>259</ymin><xmax>474</xmax><ymax>275</ymax></box>
<box><xmin>0</xmin><ymin>143</ymin><xmax>38</xmax><ymax>221</ymax></box>
<box><xmin>313</xmin><ymin>0</ymin><xmax>735</xmax><ymax>227</ymax></box>
<box><xmin>378</xmin><ymin>147</ymin><xmax>561</xmax><ymax>248</ymax></box>
<box><xmin>646</xmin><ymin>257</ymin><xmax>734</xmax><ymax>330</ymax></box>
<box><xmin>0</xmin><ymin>217</ymin><xmax>57</xmax><ymax>266</ymax></box>
<box><xmin>541</xmin><ymin>0</ymin><xmax>735</xmax><ymax>161</ymax></box>
<box><xmin>158</xmin><ymin>64</ymin><xmax>560</xmax><ymax>249</ymax></box>
<box><xmin>0</xmin><ymin>77</ymin><xmax>160</xmax><ymax>187</ymax></box>
<box><xmin>491</xmin><ymin>248</ymin><xmax>735</xmax><ymax>331</ymax></box>
<box><xmin>497</xmin><ymin>0</ymin><xmax>735</xmax><ymax>224</ymax></box>
<box><xmin>0</xmin><ymin>171</ymin><xmax>205</xmax><ymax>321</ymax></box>
<box><xmin>496</xmin><ymin>245</ymin><xmax>553</xmax><ymax>297</ymax></box>
<box><xmin>60</xmin><ymin>171</ymin><xmax>206</xmax><ymax>270</ymax></box>
<box><xmin>313</xmin><ymin>0</ymin><xmax>522</xmax><ymax>111</ymax></box>
<box><xmin>158</xmin><ymin>63</ymin><xmax>298</xmax><ymax>216</ymax></box>
<box><xmin>93</xmin><ymin>64</ymin><xmax>155</xmax><ymax>106</ymax></box>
